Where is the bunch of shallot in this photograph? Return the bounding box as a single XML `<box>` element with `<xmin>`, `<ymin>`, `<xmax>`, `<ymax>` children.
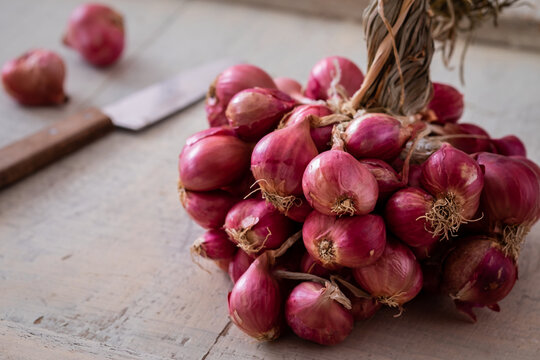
<box><xmin>180</xmin><ymin>56</ymin><xmax>539</xmax><ymax>346</ymax></box>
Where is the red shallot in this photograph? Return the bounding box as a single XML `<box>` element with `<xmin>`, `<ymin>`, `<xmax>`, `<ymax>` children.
<box><xmin>274</xmin><ymin>77</ymin><xmax>303</xmax><ymax>100</ymax></box>
<box><xmin>63</xmin><ymin>3</ymin><xmax>125</xmax><ymax>66</ymax></box>
<box><xmin>303</xmin><ymin>211</ymin><xmax>386</xmax><ymax>269</ymax></box>
<box><xmin>421</xmin><ymin>143</ymin><xmax>484</xmax><ymax>240</ymax></box>
<box><xmin>344</xmin><ymin>113</ymin><xmax>413</xmax><ymax>161</ymax></box>
<box><xmin>385</xmin><ymin>187</ymin><xmax>439</xmax><ymax>248</ymax></box>
<box><xmin>178</xmin><ymin>127</ymin><xmax>251</xmax><ymax>191</ymax></box>
<box><xmin>442</xmin><ymin>237</ymin><xmax>518</xmax><ymax>322</ymax></box>
<box><xmin>191</xmin><ymin>229</ymin><xmax>236</xmax><ymax>260</ymax></box>
<box><xmin>359</xmin><ymin>159</ymin><xmax>403</xmax><ymax>201</ymax></box>
<box><xmin>224</xmin><ymin>199</ymin><xmax>295</xmax><ymax>255</ymax></box>
<box><xmin>475</xmin><ymin>153</ymin><xmax>540</xmax><ymax>258</ymax></box>
<box><xmin>443</xmin><ymin>123</ymin><xmax>492</xmax><ymax>154</ymax></box>
<box><xmin>228</xmin><ymin>249</ymin><xmax>254</xmax><ymax>284</ymax></box>
<box><xmin>302</xmin><ymin>148</ymin><xmax>378</xmax><ymax>216</ymax></box>
<box><xmin>206</xmin><ymin>64</ymin><xmax>276</xmax><ymax>127</ymax></box>
<box><xmin>300</xmin><ymin>252</ymin><xmax>330</xmax><ymax>277</ymax></box>
<box><xmin>426</xmin><ymin>82</ymin><xmax>464</xmax><ymax>124</ymax></box>
<box><xmin>305</xmin><ymin>56</ymin><xmax>364</xmax><ymax>100</ymax></box>
<box><xmin>285</xmin><ymin>281</ymin><xmax>354</xmax><ymax>345</ymax></box>
<box><xmin>492</xmin><ymin>135</ymin><xmax>526</xmax><ymax>157</ymax></box>
<box><xmin>2</xmin><ymin>49</ymin><xmax>66</xmax><ymax>106</ymax></box>
<box><xmin>353</xmin><ymin>239</ymin><xmax>422</xmax><ymax>309</ymax></box>
<box><xmin>226</xmin><ymin>88</ymin><xmax>296</xmax><ymax>141</ymax></box>
<box><xmin>251</xmin><ymin>117</ymin><xmax>318</xmax><ymax>213</ymax></box>
<box><xmin>281</xmin><ymin>104</ymin><xmax>334</xmax><ymax>152</ymax></box>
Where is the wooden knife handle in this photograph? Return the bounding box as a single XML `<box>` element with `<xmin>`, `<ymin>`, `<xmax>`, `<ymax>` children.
<box><xmin>0</xmin><ymin>108</ymin><xmax>114</xmax><ymax>189</ymax></box>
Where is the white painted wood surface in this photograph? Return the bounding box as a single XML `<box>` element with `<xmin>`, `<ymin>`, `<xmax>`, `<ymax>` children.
<box><xmin>0</xmin><ymin>1</ymin><xmax>539</xmax><ymax>359</ymax></box>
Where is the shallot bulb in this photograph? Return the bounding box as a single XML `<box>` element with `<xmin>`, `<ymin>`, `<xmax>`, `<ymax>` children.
<box><xmin>178</xmin><ymin>188</ymin><xmax>237</xmax><ymax>229</ymax></box>
<box><xmin>228</xmin><ymin>253</ymin><xmax>282</xmax><ymax>340</ymax></box>
<box><xmin>353</xmin><ymin>239</ymin><xmax>423</xmax><ymax>309</ymax></box>
<box><xmin>475</xmin><ymin>153</ymin><xmax>540</xmax><ymax>258</ymax></box>
<box><xmin>359</xmin><ymin>159</ymin><xmax>403</xmax><ymax>201</ymax></box>
<box><xmin>285</xmin><ymin>281</ymin><xmax>353</xmax><ymax>345</ymax></box>
<box><xmin>344</xmin><ymin>113</ymin><xmax>412</xmax><ymax>161</ymax></box>
<box><xmin>228</xmin><ymin>249</ymin><xmax>254</xmax><ymax>283</ymax></box>
<box><xmin>284</xmin><ymin>197</ymin><xmax>313</xmax><ymax>223</ymax></box>
<box><xmin>302</xmin><ymin>149</ymin><xmax>378</xmax><ymax>216</ymax></box>
<box><xmin>442</xmin><ymin>237</ymin><xmax>517</xmax><ymax>322</ymax></box>
<box><xmin>492</xmin><ymin>135</ymin><xmax>526</xmax><ymax>156</ymax></box>
<box><xmin>303</xmin><ymin>211</ymin><xmax>386</xmax><ymax>269</ymax></box>
<box><xmin>191</xmin><ymin>229</ymin><xmax>236</xmax><ymax>260</ymax></box>
<box><xmin>305</xmin><ymin>56</ymin><xmax>364</xmax><ymax>100</ymax></box>
<box><xmin>443</xmin><ymin>123</ymin><xmax>491</xmax><ymax>154</ymax></box>
<box><xmin>274</xmin><ymin>77</ymin><xmax>303</xmax><ymax>100</ymax></box>
<box><xmin>351</xmin><ymin>297</ymin><xmax>381</xmax><ymax>321</ymax></box>
<box><xmin>385</xmin><ymin>187</ymin><xmax>439</xmax><ymax>248</ymax></box>
<box><xmin>63</xmin><ymin>3</ymin><xmax>125</xmax><ymax>66</ymax></box>
<box><xmin>1</xmin><ymin>49</ymin><xmax>66</xmax><ymax>106</ymax></box>
<box><xmin>226</xmin><ymin>88</ymin><xmax>296</xmax><ymax>141</ymax></box>
<box><xmin>407</xmin><ymin>164</ymin><xmax>423</xmax><ymax>188</ymax></box>
<box><xmin>251</xmin><ymin>118</ymin><xmax>318</xmax><ymax>213</ymax></box>
<box><xmin>179</xmin><ymin>127</ymin><xmax>251</xmax><ymax>191</ymax></box>
<box><xmin>421</xmin><ymin>144</ymin><xmax>484</xmax><ymax>240</ymax></box>
<box><xmin>426</xmin><ymin>82</ymin><xmax>464</xmax><ymax>124</ymax></box>
<box><xmin>224</xmin><ymin>199</ymin><xmax>295</xmax><ymax>255</ymax></box>
<box><xmin>281</xmin><ymin>104</ymin><xmax>334</xmax><ymax>152</ymax></box>
<box><xmin>206</xmin><ymin>64</ymin><xmax>276</xmax><ymax>127</ymax></box>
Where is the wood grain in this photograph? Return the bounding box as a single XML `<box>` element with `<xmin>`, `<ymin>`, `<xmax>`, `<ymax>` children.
<box><xmin>0</xmin><ymin>1</ymin><xmax>539</xmax><ymax>359</ymax></box>
<box><xmin>0</xmin><ymin>108</ymin><xmax>113</xmax><ymax>189</ymax></box>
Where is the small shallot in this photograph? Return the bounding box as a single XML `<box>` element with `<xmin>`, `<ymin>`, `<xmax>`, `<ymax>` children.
<box><xmin>285</xmin><ymin>281</ymin><xmax>354</xmax><ymax>345</ymax></box>
<box><xmin>191</xmin><ymin>229</ymin><xmax>236</xmax><ymax>260</ymax></box>
<box><xmin>251</xmin><ymin>118</ymin><xmax>318</xmax><ymax>213</ymax></box>
<box><xmin>344</xmin><ymin>113</ymin><xmax>412</xmax><ymax>161</ymax></box>
<box><xmin>206</xmin><ymin>64</ymin><xmax>276</xmax><ymax>127</ymax></box>
<box><xmin>492</xmin><ymin>135</ymin><xmax>526</xmax><ymax>157</ymax></box>
<box><xmin>305</xmin><ymin>56</ymin><xmax>364</xmax><ymax>100</ymax></box>
<box><xmin>353</xmin><ymin>239</ymin><xmax>423</xmax><ymax>309</ymax></box>
<box><xmin>359</xmin><ymin>159</ymin><xmax>403</xmax><ymax>201</ymax></box>
<box><xmin>281</xmin><ymin>104</ymin><xmax>334</xmax><ymax>152</ymax></box>
<box><xmin>224</xmin><ymin>199</ymin><xmax>295</xmax><ymax>255</ymax></box>
<box><xmin>303</xmin><ymin>211</ymin><xmax>386</xmax><ymax>269</ymax></box>
<box><xmin>228</xmin><ymin>249</ymin><xmax>254</xmax><ymax>283</ymax></box>
<box><xmin>442</xmin><ymin>237</ymin><xmax>517</xmax><ymax>322</ymax></box>
<box><xmin>226</xmin><ymin>88</ymin><xmax>296</xmax><ymax>141</ymax></box>
<box><xmin>2</xmin><ymin>49</ymin><xmax>66</xmax><ymax>106</ymax></box>
<box><xmin>63</xmin><ymin>3</ymin><xmax>125</xmax><ymax>66</ymax></box>
<box><xmin>426</xmin><ymin>82</ymin><xmax>464</xmax><ymax>124</ymax></box>
<box><xmin>178</xmin><ymin>188</ymin><xmax>237</xmax><ymax>229</ymax></box>
<box><xmin>179</xmin><ymin>127</ymin><xmax>251</xmax><ymax>191</ymax></box>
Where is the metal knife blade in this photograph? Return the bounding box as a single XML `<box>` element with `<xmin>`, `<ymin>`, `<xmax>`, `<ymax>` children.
<box><xmin>103</xmin><ymin>58</ymin><xmax>238</xmax><ymax>131</ymax></box>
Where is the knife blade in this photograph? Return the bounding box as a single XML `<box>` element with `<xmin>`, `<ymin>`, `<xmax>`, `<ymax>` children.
<box><xmin>0</xmin><ymin>58</ymin><xmax>238</xmax><ymax>189</ymax></box>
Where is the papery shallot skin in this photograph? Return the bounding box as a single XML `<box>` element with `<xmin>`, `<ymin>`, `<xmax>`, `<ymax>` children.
<box><xmin>251</xmin><ymin>118</ymin><xmax>319</xmax><ymax>212</ymax></box>
<box><xmin>191</xmin><ymin>229</ymin><xmax>236</xmax><ymax>260</ymax></box>
<box><xmin>302</xmin><ymin>150</ymin><xmax>378</xmax><ymax>216</ymax></box>
<box><xmin>206</xmin><ymin>64</ymin><xmax>276</xmax><ymax>127</ymax></box>
<box><xmin>442</xmin><ymin>237</ymin><xmax>517</xmax><ymax>322</ymax></box>
<box><xmin>284</xmin><ymin>197</ymin><xmax>313</xmax><ymax>223</ymax></box>
<box><xmin>344</xmin><ymin>113</ymin><xmax>412</xmax><ymax>161</ymax></box>
<box><xmin>179</xmin><ymin>189</ymin><xmax>237</xmax><ymax>229</ymax></box>
<box><xmin>224</xmin><ymin>199</ymin><xmax>295</xmax><ymax>255</ymax></box>
<box><xmin>226</xmin><ymin>88</ymin><xmax>296</xmax><ymax>141</ymax></box>
<box><xmin>285</xmin><ymin>282</ymin><xmax>353</xmax><ymax>345</ymax></box>
<box><xmin>303</xmin><ymin>211</ymin><xmax>386</xmax><ymax>269</ymax></box>
<box><xmin>305</xmin><ymin>56</ymin><xmax>364</xmax><ymax>100</ymax></box>
<box><xmin>427</xmin><ymin>82</ymin><xmax>464</xmax><ymax>124</ymax></box>
<box><xmin>385</xmin><ymin>187</ymin><xmax>439</xmax><ymax>248</ymax></box>
<box><xmin>353</xmin><ymin>239</ymin><xmax>423</xmax><ymax>307</ymax></box>
<box><xmin>421</xmin><ymin>143</ymin><xmax>484</xmax><ymax>221</ymax></box>
<box><xmin>179</xmin><ymin>127</ymin><xmax>251</xmax><ymax>191</ymax></box>
<box><xmin>281</xmin><ymin>104</ymin><xmax>334</xmax><ymax>152</ymax></box>
<box><xmin>228</xmin><ymin>253</ymin><xmax>282</xmax><ymax>341</ymax></box>
<box><xmin>63</xmin><ymin>3</ymin><xmax>125</xmax><ymax>66</ymax></box>
<box><xmin>2</xmin><ymin>49</ymin><xmax>66</xmax><ymax>106</ymax></box>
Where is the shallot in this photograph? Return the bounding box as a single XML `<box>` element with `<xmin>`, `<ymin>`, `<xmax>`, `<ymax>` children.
<box><xmin>191</xmin><ymin>229</ymin><xmax>236</xmax><ymax>260</ymax></box>
<box><xmin>178</xmin><ymin>188</ymin><xmax>237</xmax><ymax>229</ymax></box>
<box><xmin>305</xmin><ymin>56</ymin><xmax>364</xmax><ymax>100</ymax></box>
<box><xmin>426</xmin><ymin>82</ymin><xmax>464</xmax><ymax>124</ymax></box>
<box><xmin>2</xmin><ymin>49</ymin><xmax>66</xmax><ymax>106</ymax></box>
<box><xmin>63</xmin><ymin>3</ymin><xmax>125</xmax><ymax>66</ymax></box>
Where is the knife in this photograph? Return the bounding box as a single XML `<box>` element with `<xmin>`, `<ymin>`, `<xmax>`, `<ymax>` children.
<box><xmin>0</xmin><ymin>58</ymin><xmax>237</xmax><ymax>189</ymax></box>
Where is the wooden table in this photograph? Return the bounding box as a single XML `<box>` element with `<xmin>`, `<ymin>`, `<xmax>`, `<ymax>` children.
<box><xmin>1</xmin><ymin>1</ymin><xmax>539</xmax><ymax>359</ymax></box>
